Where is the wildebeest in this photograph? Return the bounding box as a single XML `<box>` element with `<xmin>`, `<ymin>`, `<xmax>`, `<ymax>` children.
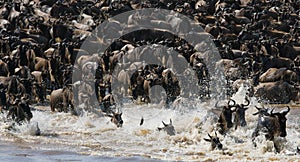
<box><xmin>259</xmin><ymin>68</ymin><xmax>299</xmax><ymax>84</ymax></box>
<box><xmin>157</xmin><ymin>119</ymin><xmax>176</xmax><ymax>136</ymax></box>
<box><xmin>31</xmin><ymin>70</ymin><xmax>47</xmax><ymax>103</ymax></box>
<box><xmin>214</xmin><ymin>98</ymin><xmax>249</xmax><ymax>134</ymax></box>
<box><xmin>100</xmin><ymin>93</ymin><xmax>115</xmax><ymax>113</ymax></box>
<box><xmin>161</xmin><ymin>69</ymin><xmax>180</xmax><ymax>105</ymax></box>
<box><xmin>7</xmin><ymin>97</ymin><xmax>33</xmax><ymax>124</ymax></box>
<box><xmin>50</xmin><ymin>85</ymin><xmax>75</xmax><ymax>115</ymax></box>
<box><xmin>232</xmin><ymin>98</ymin><xmax>250</xmax><ymax>129</ymax></box>
<box><xmin>204</xmin><ymin>132</ymin><xmax>223</xmax><ymax>150</ymax></box>
<box><xmin>0</xmin><ymin>82</ymin><xmax>8</xmax><ymax>112</ymax></box>
<box><xmin>105</xmin><ymin>111</ymin><xmax>123</xmax><ymax>128</ymax></box>
<box><xmin>7</xmin><ymin>75</ymin><xmax>26</xmax><ymax>101</ymax></box>
<box><xmin>215</xmin><ymin>99</ymin><xmax>236</xmax><ymax>135</ymax></box>
<box><xmin>254</xmin><ymin>81</ymin><xmax>298</xmax><ymax>104</ymax></box>
<box><xmin>77</xmin><ymin>80</ymin><xmax>97</xmax><ymax>111</ymax></box>
<box><xmin>252</xmin><ymin>106</ymin><xmax>290</xmax><ymax>153</ymax></box>
<box><xmin>0</xmin><ymin>59</ymin><xmax>9</xmax><ymax>76</ymax></box>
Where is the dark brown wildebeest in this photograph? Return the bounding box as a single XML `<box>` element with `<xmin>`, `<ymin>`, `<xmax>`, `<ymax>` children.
<box><xmin>214</xmin><ymin>97</ymin><xmax>250</xmax><ymax>134</ymax></box>
<box><xmin>232</xmin><ymin>98</ymin><xmax>250</xmax><ymax>129</ymax></box>
<box><xmin>158</xmin><ymin>119</ymin><xmax>176</xmax><ymax>136</ymax></box>
<box><xmin>260</xmin><ymin>56</ymin><xmax>293</xmax><ymax>72</ymax></box>
<box><xmin>100</xmin><ymin>93</ymin><xmax>115</xmax><ymax>113</ymax></box>
<box><xmin>252</xmin><ymin>106</ymin><xmax>290</xmax><ymax>153</ymax></box>
<box><xmin>7</xmin><ymin>97</ymin><xmax>32</xmax><ymax>124</ymax></box>
<box><xmin>161</xmin><ymin>69</ymin><xmax>180</xmax><ymax>105</ymax></box>
<box><xmin>15</xmin><ymin>66</ymin><xmax>34</xmax><ymax>96</ymax></box>
<box><xmin>215</xmin><ymin>99</ymin><xmax>236</xmax><ymax>135</ymax></box>
<box><xmin>0</xmin><ymin>59</ymin><xmax>9</xmax><ymax>77</ymax></box>
<box><xmin>278</xmin><ymin>42</ymin><xmax>300</xmax><ymax>60</ymax></box>
<box><xmin>7</xmin><ymin>75</ymin><xmax>26</xmax><ymax>101</ymax></box>
<box><xmin>2</xmin><ymin>56</ymin><xmax>17</xmax><ymax>76</ymax></box>
<box><xmin>204</xmin><ymin>132</ymin><xmax>223</xmax><ymax>150</ymax></box>
<box><xmin>0</xmin><ymin>82</ymin><xmax>8</xmax><ymax>112</ymax></box>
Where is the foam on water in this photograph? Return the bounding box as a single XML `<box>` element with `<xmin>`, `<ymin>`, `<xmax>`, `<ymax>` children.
<box><xmin>0</xmin><ymin>86</ymin><xmax>299</xmax><ymax>161</ymax></box>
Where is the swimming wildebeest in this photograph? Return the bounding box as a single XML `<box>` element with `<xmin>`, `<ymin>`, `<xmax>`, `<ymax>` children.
<box><xmin>252</xmin><ymin>106</ymin><xmax>290</xmax><ymax>153</ymax></box>
<box><xmin>215</xmin><ymin>99</ymin><xmax>236</xmax><ymax>135</ymax></box>
<box><xmin>157</xmin><ymin>119</ymin><xmax>176</xmax><ymax>136</ymax></box>
<box><xmin>7</xmin><ymin>97</ymin><xmax>33</xmax><ymax>124</ymax></box>
<box><xmin>232</xmin><ymin>98</ymin><xmax>250</xmax><ymax>129</ymax></box>
<box><xmin>215</xmin><ymin>98</ymin><xmax>249</xmax><ymax>134</ymax></box>
<box><xmin>204</xmin><ymin>132</ymin><xmax>223</xmax><ymax>150</ymax></box>
<box><xmin>105</xmin><ymin>111</ymin><xmax>123</xmax><ymax>128</ymax></box>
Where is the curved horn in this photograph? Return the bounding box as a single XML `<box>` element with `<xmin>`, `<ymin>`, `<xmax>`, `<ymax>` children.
<box><xmin>270</xmin><ymin>108</ymin><xmax>275</xmax><ymax>115</ymax></box>
<box><xmin>170</xmin><ymin>119</ymin><xmax>172</xmax><ymax>124</ymax></box>
<box><xmin>228</xmin><ymin>99</ymin><xmax>236</xmax><ymax>106</ymax></box>
<box><xmin>208</xmin><ymin>133</ymin><xmax>212</xmax><ymax>139</ymax></box>
<box><xmin>255</xmin><ymin>106</ymin><xmax>261</xmax><ymax>111</ymax></box>
<box><xmin>241</xmin><ymin>98</ymin><xmax>250</xmax><ymax>107</ymax></box>
<box><xmin>282</xmin><ymin>106</ymin><xmax>290</xmax><ymax>115</ymax></box>
<box><xmin>253</xmin><ymin>106</ymin><xmax>261</xmax><ymax>115</ymax></box>
<box><xmin>215</xmin><ymin>100</ymin><xmax>223</xmax><ymax>108</ymax></box>
<box><xmin>215</xmin><ymin>131</ymin><xmax>217</xmax><ymax>137</ymax></box>
<box><xmin>162</xmin><ymin>121</ymin><xmax>167</xmax><ymax>126</ymax></box>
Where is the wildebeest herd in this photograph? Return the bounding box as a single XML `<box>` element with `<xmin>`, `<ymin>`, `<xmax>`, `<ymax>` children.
<box><xmin>0</xmin><ymin>0</ymin><xmax>299</xmax><ymax>154</ymax></box>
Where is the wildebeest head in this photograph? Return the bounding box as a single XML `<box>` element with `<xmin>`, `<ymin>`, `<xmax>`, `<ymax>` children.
<box><xmin>158</xmin><ymin>119</ymin><xmax>176</xmax><ymax>136</ymax></box>
<box><xmin>252</xmin><ymin>106</ymin><xmax>290</xmax><ymax>151</ymax></box>
<box><xmin>204</xmin><ymin>132</ymin><xmax>223</xmax><ymax>150</ymax></box>
<box><xmin>215</xmin><ymin>99</ymin><xmax>236</xmax><ymax>134</ymax></box>
<box><xmin>269</xmin><ymin>106</ymin><xmax>290</xmax><ymax>137</ymax></box>
<box><xmin>233</xmin><ymin>98</ymin><xmax>250</xmax><ymax>128</ymax></box>
<box><xmin>107</xmin><ymin>111</ymin><xmax>123</xmax><ymax>128</ymax></box>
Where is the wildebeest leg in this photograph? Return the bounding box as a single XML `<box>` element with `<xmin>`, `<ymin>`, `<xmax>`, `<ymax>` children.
<box><xmin>252</xmin><ymin>128</ymin><xmax>260</xmax><ymax>147</ymax></box>
<box><xmin>16</xmin><ymin>106</ymin><xmax>25</xmax><ymax>124</ymax></box>
<box><xmin>273</xmin><ymin>140</ymin><xmax>281</xmax><ymax>153</ymax></box>
<box><xmin>7</xmin><ymin>107</ymin><xmax>15</xmax><ymax>120</ymax></box>
<box><xmin>62</xmin><ymin>100</ymin><xmax>68</xmax><ymax>113</ymax></box>
<box><xmin>50</xmin><ymin>99</ymin><xmax>55</xmax><ymax>112</ymax></box>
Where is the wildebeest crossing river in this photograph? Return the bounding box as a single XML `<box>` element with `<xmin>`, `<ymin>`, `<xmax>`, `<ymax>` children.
<box><xmin>1</xmin><ymin>0</ymin><xmax>300</xmax><ymax>161</ymax></box>
<box><xmin>0</xmin><ymin>88</ymin><xmax>299</xmax><ymax>161</ymax></box>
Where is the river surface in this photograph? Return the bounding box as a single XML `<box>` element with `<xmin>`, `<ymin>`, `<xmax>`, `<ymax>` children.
<box><xmin>0</xmin><ymin>88</ymin><xmax>299</xmax><ymax>161</ymax></box>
